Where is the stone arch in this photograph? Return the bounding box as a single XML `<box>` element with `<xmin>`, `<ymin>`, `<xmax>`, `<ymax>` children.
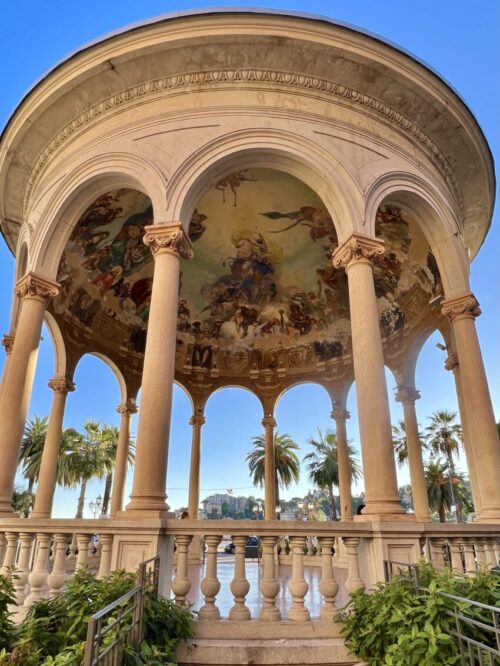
<box><xmin>28</xmin><ymin>152</ymin><xmax>167</xmax><ymax>279</ymax></box>
<box><xmin>274</xmin><ymin>379</ymin><xmax>334</xmax><ymax>415</ymax></box>
<box><xmin>165</xmin><ymin>129</ymin><xmax>364</xmax><ymax>241</ymax></box>
<box><xmin>75</xmin><ymin>351</ymin><xmax>128</xmax><ymax>405</ymax></box>
<box><xmin>173</xmin><ymin>379</ymin><xmax>195</xmax><ymax>414</ymax></box>
<box><xmin>43</xmin><ymin>311</ymin><xmax>67</xmax><ymax>379</ymax></box>
<box><xmin>364</xmin><ymin>172</ymin><xmax>470</xmax><ymax>299</ymax></box>
<box><xmin>205</xmin><ymin>383</ymin><xmax>264</xmax><ymax>413</ymax></box>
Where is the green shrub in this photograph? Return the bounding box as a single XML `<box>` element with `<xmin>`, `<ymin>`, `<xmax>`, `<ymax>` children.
<box><xmin>337</xmin><ymin>561</ymin><xmax>500</xmax><ymax>666</ymax></box>
<box><xmin>0</xmin><ymin>576</ymin><xmax>16</xmax><ymax>652</ymax></box>
<box><xmin>0</xmin><ymin>567</ymin><xmax>193</xmax><ymax>665</ymax></box>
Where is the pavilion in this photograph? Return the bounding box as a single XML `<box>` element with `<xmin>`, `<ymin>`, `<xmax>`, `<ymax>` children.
<box><xmin>0</xmin><ymin>10</ymin><xmax>499</xmax><ymax>664</ymax></box>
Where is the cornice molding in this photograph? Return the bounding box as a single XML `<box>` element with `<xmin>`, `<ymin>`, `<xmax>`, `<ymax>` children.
<box><xmin>23</xmin><ymin>67</ymin><xmax>463</xmax><ymax>216</ymax></box>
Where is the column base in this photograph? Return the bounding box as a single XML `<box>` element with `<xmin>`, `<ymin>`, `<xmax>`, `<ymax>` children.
<box><xmin>355</xmin><ymin>512</ymin><xmax>416</xmax><ymax>523</ymax></box>
<box><xmin>474</xmin><ymin>509</ymin><xmax>500</xmax><ymax>524</ymax></box>
<box><xmin>124</xmin><ymin>495</ymin><xmax>170</xmax><ymax>515</ymax></box>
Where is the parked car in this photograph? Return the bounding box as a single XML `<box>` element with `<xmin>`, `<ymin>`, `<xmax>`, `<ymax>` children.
<box><xmin>224</xmin><ymin>536</ymin><xmax>259</xmax><ymax>557</ymax></box>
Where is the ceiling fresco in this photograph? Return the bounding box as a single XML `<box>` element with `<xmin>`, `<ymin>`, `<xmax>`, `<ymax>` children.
<box><xmin>52</xmin><ymin>170</ymin><xmax>442</xmax><ymax>383</ymax></box>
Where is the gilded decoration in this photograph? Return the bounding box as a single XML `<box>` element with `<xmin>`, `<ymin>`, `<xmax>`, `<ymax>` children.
<box><xmin>51</xmin><ymin>172</ymin><xmax>443</xmax><ymax>385</ymax></box>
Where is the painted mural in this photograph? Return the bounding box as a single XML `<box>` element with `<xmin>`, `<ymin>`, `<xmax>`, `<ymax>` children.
<box><xmin>53</xmin><ymin>171</ymin><xmax>442</xmax><ymax>378</ymax></box>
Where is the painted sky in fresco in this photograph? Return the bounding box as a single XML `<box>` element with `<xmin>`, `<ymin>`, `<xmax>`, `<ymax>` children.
<box><xmin>0</xmin><ymin>1</ymin><xmax>498</xmax><ymax>517</ymax></box>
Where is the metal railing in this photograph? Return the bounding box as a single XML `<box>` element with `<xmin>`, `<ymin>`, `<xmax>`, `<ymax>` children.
<box><xmin>84</xmin><ymin>556</ymin><xmax>159</xmax><ymax>666</ymax></box>
<box><xmin>383</xmin><ymin>559</ymin><xmax>500</xmax><ymax>665</ymax></box>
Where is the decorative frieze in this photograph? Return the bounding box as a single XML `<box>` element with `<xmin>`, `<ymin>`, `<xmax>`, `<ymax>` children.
<box><xmin>15</xmin><ymin>273</ymin><xmax>59</xmax><ymax>303</ymax></box>
<box><xmin>143</xmin><ymin>224</ymin><xmax>194</xmax><ymax>260</ymax></box>
<box><xmin>332</xmin><ymin>234</ymin><xmax>385</xmax><ymax>270</ymax></box>
<box><xmin>441</xmin><ymin>294</ymin><xmax>481</xmax><ymax>322</ymax></box>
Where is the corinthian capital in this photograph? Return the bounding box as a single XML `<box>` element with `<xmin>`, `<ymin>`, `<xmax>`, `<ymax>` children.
<box><xmin>48</xmin><ymin>377</ymin><xmax>75</xmax><ymax>394</ymax></box>
<box><xmin>441</xmin><ymin>294</ymin><xmax>481</xmax><ymax>322</ymax></box>
<box><xmin>117</xmin><ymin>398</ymin><xmax>138</xmax><ymax>416</ymax></box>
<box><xmin>395</xmin><ymin>386</ymin><xmax>420</xmax><ymax>404</ymax></box>
<box><xmin>15</xmin><ymin>273</ymin><xmax>60</xmax><ymax>303</ymax></box>
<box><xmin>331</xmin><ymin>406</ymin><xmax>350</xmax><ymax>422</ymax></box>
<box><xmin>444</xmin><ymin>352</ymin><xmax>459</xmax><ymax>372</ymax></box>
<box><xmin>332</xmin><ymin>233</ymin><xmax>385</xmax><ymax>269</ymax></box>
<box><xmin>143</xmin><ymin>223</ymin><xmax>194</xmax><ymax>260</ymax></box>
<box><xmin>189</xmin><ymin>414</ymin><xmax>206</xmax><ymax>427</ymax></box>
<box><xmin>262</xmin><ymin>415</ymin><xmax>277</xmax><ymax>428</ymax></box>
<box><xmin>1</xmin><ymin>334</ymin><xmax>15</xmax><ymax>355</ymax></box>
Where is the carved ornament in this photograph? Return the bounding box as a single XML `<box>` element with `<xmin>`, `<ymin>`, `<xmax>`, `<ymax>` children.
<box><xmin>444</xmin><ymin>352</ymin><xmax>459</xmax><ymax>372</ymax></box>
<box><xmin>117</xmin><ymin>399</ymin><xmax>138</xmax><ymax>416</ymax></box>
<box><xmin>143</xmin><ymin>224</ymin><xmax>194</xmax><ymax>260</ymax></box>
<box><xmin>48</xmin><ymin>377</ymin><xmax>75</xmax><ymax>394</ymax></box>
<box><xmin>1</xmin><ymin>334</ymin><xmax>15</xmax><ymax>355</ymax></box>
<box><xmin>441</xmin><ymin>294</ymin><xmax>481</xmax><ymax>322</ymax></box>
<box><xmin>332</xmin><ymin>234</ymin><xmax>385</xmax><ymax>270</ymax></box>
<box><xmin>189</xmin><ymin>414</ymin><xmax>206</xmax><ymax>427</ymax></box>
<box><xmin>394</xmin><ymin>386</ymin><xmax>420</xmax><ymax>404</ymax></box>
<box><xmin>24</xmin><ymin>69</ymin><xmax>462</xmax><ymax>218</ymax></box>
<box><xmin>262</xmin><ymin>415</ymin><xmax>277</xmax><ymax>428</ymax></box>
<box><xmin>331</xmin><ymin>406</ymin><xmax>350</xmax><ymax>422</ymax></box>
<box><xmin>15</xmin><ymin>273</ymin><xmax>60</xmax><ymax>303</ymax></box>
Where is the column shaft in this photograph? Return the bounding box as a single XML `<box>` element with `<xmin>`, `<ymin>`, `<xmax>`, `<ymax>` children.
<box><xmin>188</xmin><ymin>414</ymin><xmax>205</xmax><ymax>519</ymax></box>
<box><xmin>110</xmin><ymin>400</ymin><xmax>136</xmax><ymax>517</ymax></box>
<box><xmin>0</xmin><ymin>274</ymin><xmax>58</xmax><ymax>515</ymax></box>
<box><xmin>395</xmin><ymin>388</ymin><xmax>430</xmax><ymax>522</ymax></box>
<box><xmin>443</xmin><ymin>295</ymin><xmax>500</xmax><ymax>522</ymax></box>
<box><xmin>31</xmin><ymin>379</ymin><xmax>72</xmax><ymax>518</ymax></box>
<box><xmin>127</xmin><ymin>225</ymin><xmax>193</xmax><ymax>513</ymax></box>
<box><xmin>262</xmin><ymin>416</ymin><xmax>276</xmax><ymax>520</ymax></box>
<box><xmin>446</xmin><ymin>354</ymin><xmax>483</xmax><ymax>515</ymax></box>
<box><xmin>333</xmin><ymin>235</ymin><xmax>403</xmax><ymax>517</ymax></box>
<box><xmin>331</xmin><ymin>407</ymin><xmax>352</xmax><ymax>521</ymax></box>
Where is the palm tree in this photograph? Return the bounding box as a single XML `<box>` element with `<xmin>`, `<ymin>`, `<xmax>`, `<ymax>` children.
<box><xmin>425</xmin><ymin>410</ymin><xmax>463</xmax><ymax>519</ymax></box>
<box><xmin>392</xmin><ymin>420</ymin><xmax>427</xmax><ymax>467</ymax></box>
<box><xmin>19</xmin><ymin>415</ymin><xmax>48</xmax><ymax>492</ymax></box>
<box><xmin>99</xmin><ymin>425</ymin><xmax>136</xmax><ymax>516</ymax></box>
<box><xmin>11</xmin><ymin>486</ymin><xmax>34</xmax><ymax>518</ymax></box>
<box><xmin>246</xmin><ymin>432</ymin><xmax>300</xmax><ymax>509</ymax></box>
<box><xmin>303</xmin><ymin>429</ymin><xmax>362</xmax><ymax>519</ymax></box>
<box><xmin>424</xmin><ymin>458</ymin><xmax>472</xmax><ymax>523</ymax></box>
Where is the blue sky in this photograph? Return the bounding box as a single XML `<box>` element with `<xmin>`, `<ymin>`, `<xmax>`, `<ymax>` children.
<box><xmin>0</xmin><ymin>1</ymin><xmax>498</xmax><ymax>517</ymax></box>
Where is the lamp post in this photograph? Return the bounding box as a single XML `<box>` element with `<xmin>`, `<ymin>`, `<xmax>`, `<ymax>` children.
<box><xmin>252</xmin><ymin>501</ymin><xmax>264</xmax><ymax>520</ymax></box>
<box><xmin>89</xmin><ymin>494</ymin><xmax>102</xmax><ymax>519</ymax></box>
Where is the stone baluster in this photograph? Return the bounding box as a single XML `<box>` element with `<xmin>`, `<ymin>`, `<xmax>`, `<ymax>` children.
<box><xmin>318</xmin><ymin>537</ymin><xmax>338</xmax><ymax>620</ymax></box>
<box><xmin>199</xmin><ymin>535</ymin><xmax>222</xmax><ymax>620</ymax></box>
<box><xmin>0</xmin><ymin>532</ymin><xmax>17</xmax><ymax>576</ymax></box>
<box><xmin>229</xmin><ymin>535</ymin><xmax>251</xmax><ymax>620</ymax></box>
<box><xmin>75</xmin><ymin>534</ymin><xmax>91</xmax><ymax>570</ymax></box>
<box><xmin>47</xmin><ymin>534</ymin><xmax>69</xmax><ymax>597</ymax></box>
<box><xmin>25</xmin><ymin>533</ymin><xmax>51</xmax><ymax>606</ymax></box>
<box><xmin>97</xmin><ymin>534</ymin><xmax>113</xmax><ymax>579</ymax></box>
<box><xmin>0</xmin><ymin>532</ymin><xmax>7</xmax><ymax>566</ymax></box>
<box><xmin>463</xmin><ymin>539</ymin><xmax>477</xmax><ymax>573</ymax></box>
<box><xmin>430</xmin><ymin>538</ymin><xmax>446</xmax><ymax>568</ymax></box>
<box><xmin>343</xmin><ymin>537</ymin><xmax>365</xmax><ymax>594</ymax></box>
<box><xmin>484</xmin><ymin>539</ymin><xmax>497</xmax><ymax>568</ymax></box>
<box><xmin>13</xmin><ymin>533</ymin><xmax>34</xmax><ymax>604</ymax></box>
<box><xmin>449</xmin><ymin>539</ymin><xmax>464</xmax><ymax>574</ymax></box>
<box><xmin>288</xmin><ymin>536</ymin><xmax>310</xmax><ymax>621</ymax></box>
<box><xmin>172</xmin><ymin>535</ymin><xmax>193</xmax><ymax>606</ymax></box>
<box><xmin>475</xmin><ymin>539</ymin><xmax>487</xmax><ymax>567</ymax></box>
<box><xmin>259</xmin><ymin>536</ymin><xmax>280</xmax><ymax>621</ymax></box>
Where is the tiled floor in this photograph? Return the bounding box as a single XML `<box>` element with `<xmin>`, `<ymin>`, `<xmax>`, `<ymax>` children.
<box><xmin>182</xmin><ymin>553</ymin><xmax>349</xmax><ymax>619</ymax></box>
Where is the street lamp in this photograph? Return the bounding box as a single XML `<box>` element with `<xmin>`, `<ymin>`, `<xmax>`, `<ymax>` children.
<box><xmin>89</xmin><ymin>494</ymin><xmax>102</xmax><ymax>519</ymax></box>
<box><xmin>252</xmin><ymin>501</ymin><xmax>263</xmax><ymax>519</ymax></box>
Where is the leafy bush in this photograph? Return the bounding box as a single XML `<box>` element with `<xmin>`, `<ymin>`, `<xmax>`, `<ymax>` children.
<box><xmin>0</xmin><ymin>576</ymin><xmax>16</xmax><ymax>651</ymax></box>
<box><xmin>337</xmin><ymin>561</ymin><xmax>500</xmax><ymax>666</ymax></box>
<box><xmin>0</xmin><ymin>567</ymin><xmax>193</xmax><ymax>665</ymax></box>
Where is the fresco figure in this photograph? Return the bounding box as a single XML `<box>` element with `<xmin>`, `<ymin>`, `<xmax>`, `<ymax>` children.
<box><xmin>215</xmin><ymin>170</ymin><xmax>258</xmax><ymax>206</ymax></box>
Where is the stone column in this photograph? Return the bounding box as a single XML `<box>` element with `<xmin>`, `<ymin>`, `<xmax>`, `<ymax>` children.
<box><xmin>187</xmin><ymin>413</ymin><xmax>206</xmax><ymax>519</ymax></box>
<box><xmin>331</xmin><ymin>405</ymin><xmax>352</xmax><ymax>521</ymax></box>
<box><xmin>442</xmin><ymin>295</ymin><xmax>500</xmax><ymax>522</ymax></box>
<box><xmin>0</xmin><ymin>273</ymin><xmax>59</xmax><ymax>515</ymax></box>
<box><xmin>262</xmin><ymin>415</ymin><xmax>277</xmax><ymax>520</ymax></box>
<box><xmin>110</xmin><ymin>399</ymin><xmax>137</xmax><ymax>517</ymax></box>
<box><xmin>126</xmin><ymin>224</ymin><xmax>193</xmax><ymax>513</ymax></box>
<box><xmin>31</xmin><ymin>377</ymin><xmax>75</xmax><ymax>518</ymax></box>
<box><xmin>333</xmin><ymin>234</ymin><xmax>404</xmax><ymax>517</ymax></box>
<box><xmin>394</xmin><ymin>387</ymin><xmax>430</xmax><ymax>522</ymax></box>
<box><xmin>444</xmin><ymin>352</ymin><xmax>482</xmax><ymax>515</ymax></box>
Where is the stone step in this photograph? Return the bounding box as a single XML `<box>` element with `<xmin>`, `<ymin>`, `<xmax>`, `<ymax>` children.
<box><xmin>176</xmin><ymin>637</ymin><xmax>360</xmax><ymax>665</ymax></box>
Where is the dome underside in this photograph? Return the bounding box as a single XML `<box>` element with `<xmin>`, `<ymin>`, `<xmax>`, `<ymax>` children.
<box><xmin>52</xmin><ymin>170</ymin><xmax>443</xmax><ymax>392</ymax></box>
